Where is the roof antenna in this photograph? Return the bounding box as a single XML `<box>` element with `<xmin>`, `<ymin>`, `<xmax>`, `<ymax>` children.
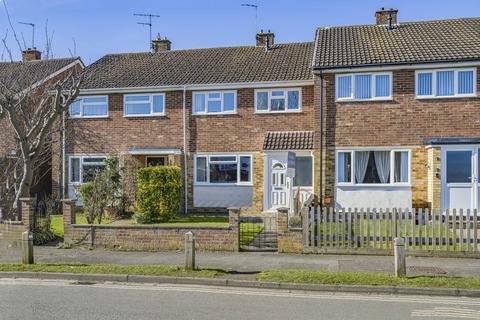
<box><xmin>241</xmin><ymin>3</ymin><xmax>259</xmax><ymax>33</ymax></box>
<box><xmin>18</xmin><ymin>22</ymin><xmax>35</xmax><ymax>48</ymax></box>
<box><xmin>134</xmin><ymin>13</ymin><xmax>161</xmax><ymax>51</ymax></box>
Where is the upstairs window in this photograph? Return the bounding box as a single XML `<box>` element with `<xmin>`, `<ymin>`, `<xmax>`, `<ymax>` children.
<box><xmin>336</xmin><ymin>73</ymin><xmax>392</xmax><ymax>101</ymax></box>
<box><xmin>193</xmin><ymin>91</ymin><xmax>236</xmax><ymax>115</ymax></box>
<box><xmin>255</xmin><ymin>89</ymin><xmax>301</xmax><ymax>112</ymax></box>
<box><xmin>337</xmin><ymin>149</ymin><xmax>410</xmax><ymax>185</ymax></box>
<box><xmin>195</xmin><ymin>154</ymin><xmax>252</xmax><ymax>184</ymax></box>
<box><xmin>416</xmin><ymin>69</ymin><xmax>476</xmax><ymax>98</ymax></box>
<box><xmin>70</xmin><ymin>96</ymin><xmax>108</xmax><ymax>118</ymax></box>
<box><xmin>124</xmin><ymin>94</ymin><xmax>165</xmax><ymax>117</ymax></box>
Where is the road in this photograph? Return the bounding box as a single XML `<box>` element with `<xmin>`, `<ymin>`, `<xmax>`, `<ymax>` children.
<box><xmin>0</xmin><ymin>279</ymin><xmax>480</xmax><ymax>320</ymax></box>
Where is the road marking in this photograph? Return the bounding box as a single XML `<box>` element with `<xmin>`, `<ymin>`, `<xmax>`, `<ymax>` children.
<box><xmin>1</xmin><ymin>278</ymin><xmax>480</xmax><ymax>307</ymax></box>
<box><xmin>412</xmin><ymin>307</ymin><xmax>480</xmax><ymax>319</ymax></box>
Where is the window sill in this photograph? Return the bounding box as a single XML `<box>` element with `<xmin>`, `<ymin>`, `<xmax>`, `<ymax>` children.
<box><xmin>415</xmin><ymin>94</ymin><xmax>477</xmax><ymax>100</ymax></box>
<box><xmin>336</xmin><ymin>183</ymin><xmax>411</xmax><ymax>188</ymax></box>
<box><xmin>194</xmin><ymin>183</ymin><xmax>253</xmax><ymax>187</ymax></box>
<box><xmin>69</xmin><ymin>116</ymin><xmax>109</xmax><ymax>119</ymax></box>
<box><xmin>254</xmin><ymin>109</ymin><xmax>302</xmax><ymax>114</ymax></box>
<box><xmin>336</xmin><ymin>98</ymin><xmax>393</xmax><ymax>103</ymax></box>
<box><xmin>192</xmin><ymin>112</ymin><xmax>237</xmax><ymax>116</ymax></box>
<box><xmin>123</xmin><ymin>114</ymin><xmax>165</xmax><ymax>118</ymax></box>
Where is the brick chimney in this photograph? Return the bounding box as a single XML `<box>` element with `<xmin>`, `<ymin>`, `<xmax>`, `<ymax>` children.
<box><xmin>152</xmin><ymin>34</ymin><xmax>171</xmax><ymax>52</ymax></box>
<box><xmin>256</xmin><ymin>30</ymin><xmax>275</xmax><ymax>49</ymax></box>
<box><xmin>375</xmin><ymin>7</ymin><xmax>398</xmax><ymax>26</ymax></box>
<box><xmin>22</xmin><ymin>48</ymin><xmax>41</xmax><ymax>62</ymax></box>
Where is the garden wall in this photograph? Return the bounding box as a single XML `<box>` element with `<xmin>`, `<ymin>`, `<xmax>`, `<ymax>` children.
<box><xmin>0</xmin><ymin>198</ymin><xmax>35</xmax><ymax>248</ymax></box>
<box><xmin>63</xmin><ymin>201</ymin><xmax>240</xmax><ymax>252</ymax></box>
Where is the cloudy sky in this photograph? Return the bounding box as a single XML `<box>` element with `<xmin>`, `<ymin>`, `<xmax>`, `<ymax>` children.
<box><xmin>1</xmin><ymin>0</ymin><xmax>479</xmax><ymax>65</ymax></box>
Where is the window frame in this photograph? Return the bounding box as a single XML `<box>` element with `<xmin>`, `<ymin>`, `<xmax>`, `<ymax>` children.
<box><xmin>335</xmin><ymin>72</ymin><xmax>393</xmax><ymax>102</ymax></box>
<box><xmin>123</xmin><ymin>93</ymin><xmax>166</xmax><ymax>117</ymax></box>
<box><xmin>192</xmin><ymin>91</ymin><xmax>237</xmax><ymax>115</ymax></box>
<box><xmin>335</xmin><ymin>148</ymin><xmax>411</xmax><ymax>187</ymax></box>
<box><xmin>254</xmin><ymin>88</ymin><xmax>302</xmax><ymax>113</ymax></box>
<box><xmin>68</xmin><ymin>155</ymin><xmax>107</xmax><ymax>185</ymax></box>
<box><xmin>69</xmin><ymin>96</ymin><xmax>109</xmax><ymax>119</ymax></box>
<box><xmin>194</xmin><ymin>154</ymin><xmax>253</xmax><ymax>186</ymax></box>
<box><xmin>293</xmin><ymin>154</ymin><xmax>314</xmax><ymax>187</ymax></box>
<box><xmin>415</xmin><ymin>68</ymin><xmax>477</xmax><ymax>99</ymax></box>
<box><xmin>145</xmin><ymin>156</ymin><xmax>168</xmax><ymax>167</ymax></box>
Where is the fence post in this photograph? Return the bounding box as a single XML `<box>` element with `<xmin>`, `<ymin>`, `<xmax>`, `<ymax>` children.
<box><xmin>394</xmin><ymin>237</ymin><xmax>406</xmax><ymax>277</ymax></box>
<box><xmin>20</xmin><ymin>198</ymin><xmax>36</xmax><ymax>232</ymax></box>
<box><xmin>22</xmin><ymin>231</ymin><xmax>34</xmax><ymax>264</ymax></box>
<box><xmin>228</xmin><ymin>207</ymin><xmax>240</xmax><ymax>252</ymax></box>
<box><xmin>184</xmin><ymin>231</ymin><xmax>195</xmax><ymax>270</ymax></box>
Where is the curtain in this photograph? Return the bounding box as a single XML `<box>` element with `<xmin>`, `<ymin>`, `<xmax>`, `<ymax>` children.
<box><xmin>355</xmin><ymin>151</ymin><xmax>369</xmax><ymax>184</ymax></box>
<box><xmin>374</xmin><ymin>151</ymin><xmax>390</xmax><ymax>183</ymax></box>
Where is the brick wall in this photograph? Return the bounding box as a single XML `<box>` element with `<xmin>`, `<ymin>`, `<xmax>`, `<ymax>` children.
<box><xmin>316</xmin><ymin>67</ymin><xmax>480</xmax><ymax>207</ymax></box>
<box><xmin>59</xmin><ymin>85</ymin><xmax>317</xmax><ymax>212</ymax></box>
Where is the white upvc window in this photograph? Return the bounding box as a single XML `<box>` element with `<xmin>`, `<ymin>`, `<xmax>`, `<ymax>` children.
<box><xmin>69</xmin><ymin>155</ymin><xmax>107</xmax><ymax>184</ymax></box>
<box><xmin>69</xmin><ymin>96</ymin><xmax>109</xmax><ymax>118</ymax></box>
<box><xmin>335</xmin><ymin>72</ymin><xmax>393</xmax><ymax>101</ymax></box>
<box><xmin>124</xmin><ymin>93</ymin><xmax>165</xmax><ymax>117</ymax></box>
<box><xmin>255</xmin><ymin>88</ymin><xmax>302</xmax><ymax>113</ymax></box>
<box><xmin>194</xmin><ymin>154</ymin><xmax>252</xmax><ymax>185</ymax></box>
<box><xmin>415</xmin><ymin>68</ymin><xmax>477</xmax><ymax>99</ymax></box>
<box><xmin>192</xmin><ymin>91</ymin><xmax>236</xmax><ymax>115</ymax></box>
<box><xmin>336</xmin><ymin>149</ymin><xmax>410</xmax><ymax>186</ymax></box>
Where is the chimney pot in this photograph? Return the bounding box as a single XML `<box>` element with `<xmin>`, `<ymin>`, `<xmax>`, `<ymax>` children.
<box><xmin>22</xmin><ymin>48</ymin><xmax>41</xmax><ymax>62</ymax></box>
<box><xmin>375</xmin><ymin>8</ymin><xmax>398</xmax><ymax>26</ymax></box>
<box><xmin>152</xmin><ymin>34</ymin><xmax>171</xmax><ymax>52</ymax></box>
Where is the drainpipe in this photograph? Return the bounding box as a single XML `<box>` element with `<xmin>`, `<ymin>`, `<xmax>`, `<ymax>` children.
<box><xmin>182</xmin><ymin>85</ymin><xmax>188</xmax><ymax>214</ymax></box>
<box><xmin>61</xmin><ymin>110</ymin><xmax>66</xmax><ymax>200</ymax></box>
<box><xmin>319</xmin><ymin>73</ymin><xmax>324</xmax><ymax>207</ymax></box>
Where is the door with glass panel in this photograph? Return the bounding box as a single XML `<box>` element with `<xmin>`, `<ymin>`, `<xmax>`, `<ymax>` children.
<box><xmin>442</xmin><ymin>148</ymin><xmax>477</xmax><ymax>211</ymax></box>
<box><xmin>270</xmin><ymin>161</ymin><xmax>288</xmax><ymax>209</ymax></box>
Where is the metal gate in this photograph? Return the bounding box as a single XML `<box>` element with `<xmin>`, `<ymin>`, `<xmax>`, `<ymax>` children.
<box><xmin>240</xmin><ymin>216</ymin><xmax>277</xmax><ymax>251</ymax></box>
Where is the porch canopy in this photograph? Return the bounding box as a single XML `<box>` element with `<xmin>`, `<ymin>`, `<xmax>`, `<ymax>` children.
<box><xmin>424</xmin><ymin>137</ymin><xmax>480</xmax><ymax>145</ymax></box>
<box><xmin>128</xmin><ymin>147</ymin><xmax>182</xmax><ymax>155</ymax></box>
<box><xmin>263</xmin><ymin>131</ymin><xmax>314</xmax><ymax>150</ymax></box>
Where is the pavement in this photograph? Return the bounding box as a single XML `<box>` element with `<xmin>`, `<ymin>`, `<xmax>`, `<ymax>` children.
<box><xmin>1</xmin><ymin>245</ymin><xmax>480</xmax><ymax>277</ymax></box>
<box><xmin>1</xmin><ymin>279</ymin><xmax>480</xmax><ymax>320</ymax></box>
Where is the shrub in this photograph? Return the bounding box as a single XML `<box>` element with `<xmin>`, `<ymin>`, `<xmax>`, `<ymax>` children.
<box><xmin>137</xmin><ymin>166</ymin><xmax>182</xmax><ymax>223</ymax></box>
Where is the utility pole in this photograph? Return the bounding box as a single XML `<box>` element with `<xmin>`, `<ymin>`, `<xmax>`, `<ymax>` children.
<box><xmin>18</xmin><ymin>22</ymin><xmax>35</xmax><ymax>48</ymax></box>
<box><xmin>134</xmin><ymin>13</ymin><xmax>160</xmax><ymax>51</ymax></box>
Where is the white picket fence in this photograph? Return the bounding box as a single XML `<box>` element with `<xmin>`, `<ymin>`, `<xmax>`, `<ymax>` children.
<box><xmin>303</xmin><ymin>207</ymin><xmax>480</xmax><ymax>257</ymax></box>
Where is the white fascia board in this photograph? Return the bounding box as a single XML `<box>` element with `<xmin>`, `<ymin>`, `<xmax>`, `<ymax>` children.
<box><xmin>129</xmin><ymin>148</ymin><xmax>182</xmax><ymax>155</ymax></box>
<box><xmin>314</xmin><ymin>61</ymin><xmax>480</xmax><ymax>74</ymax></box>
<box><xmin>79</xmin><ymin>80</ymin><xmax>314</xmax><ymax>95</ymax></box>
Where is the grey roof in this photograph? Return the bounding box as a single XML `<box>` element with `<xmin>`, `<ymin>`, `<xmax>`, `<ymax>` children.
<box><xmin>313</xmin><ymin>18</ymin><xmax>480</xmax><ymax>69</ymax></box>
<box><xmin>263</xmin><ymin>131</ymin><xmax>314</xmax><ymax>150</ymax></box>
<box><xmin>424</xmin><ymin>137</ymin><xmax>480</xmax><ymax>145</ymax></box>
<box><xmin>81</xmin><ymin>42</ymin><xmax>314</xmax><ymax>89</ymax></box>
<box><xmin>0</xmin><ymin>58</ymin><xmax>80</xmax><ymax>90</ymax></box>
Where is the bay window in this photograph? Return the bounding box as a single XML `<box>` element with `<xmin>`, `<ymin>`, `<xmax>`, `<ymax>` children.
<box><xmin>124</xmin><ymin>94</ymin><xmax>165</xmax><ymax>116</ymax></box>
<box><xmin>69</xmin><ymin>156</ymin><xmax>107</xmax><ymax>184</ymax></box>
<box><xmin>336</xmin><ymin>73</ymin><xmax>392</xmax><ymax>101</ymax></box>
<box><xmin>337</xmin><ymin>150</ymin><xmax>410</xmax><ymax>185</ymax></box>
<box><xmin>416</xmin><ymin>68</ymin><xmax>476</xmax><ymax>98</ymax></box>
<box><xmin>193</xmin><ymin>91</ymin><xmax>236</xmax><ymax>114</ymax></box>
<box><xmin>255</xmin><ymin>88</ymin><xmax>301</xmax><ymax>112</ymax></box>
<box><xmin>70</xmin><ymin>96</ymin><xmax>108</xmax><ymax>118</ymax></box>
<box><xmin>195</xmin><ymin>155</ymin><xmax>252</xmax><ymax>184</ymax></box>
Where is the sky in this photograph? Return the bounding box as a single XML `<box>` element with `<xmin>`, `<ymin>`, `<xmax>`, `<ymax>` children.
<box><xmin>1</xmin><ymin>0</ymin><xmax>479</xmax><ymax>65</ymax></box>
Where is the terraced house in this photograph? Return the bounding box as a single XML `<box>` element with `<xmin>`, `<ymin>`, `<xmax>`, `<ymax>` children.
<box><xmin>314</xmin><ymin>9</ymin><xmax>480</xmax><ymax>212</ymax></box>
<box><xmin>58</xmin><ymin>33</ymin><xmax>318</xmax><ymax>213</ymax></box>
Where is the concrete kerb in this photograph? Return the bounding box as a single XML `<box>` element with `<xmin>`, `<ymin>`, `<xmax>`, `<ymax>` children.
<box><xmin>1</xmin><ymin>271</ymin><xmax>480</xmax><ymax>298</ymax></box>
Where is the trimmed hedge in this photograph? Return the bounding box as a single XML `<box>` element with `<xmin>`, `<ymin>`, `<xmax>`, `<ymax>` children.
<box><xmin>137</xmin><ymin>166</ymin><xmax>182</xmax><ymax>222</ymax></box>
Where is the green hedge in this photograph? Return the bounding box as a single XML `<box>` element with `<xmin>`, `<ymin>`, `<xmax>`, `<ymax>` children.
<box><xmin>137</xmin><ymin>166</ymin><xmax>182</xmax><ymax>222</ymax></box>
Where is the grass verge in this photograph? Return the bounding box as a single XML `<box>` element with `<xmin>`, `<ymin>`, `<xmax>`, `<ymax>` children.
<box><xmin>257</xmin><ymin>269</ymin><xmax>480</xmax><ymax>290</ymax></box>
<box><xmin>0</xmin><ymin>263</ymin><xmax>224</xmax><ymax>278</ymax></box>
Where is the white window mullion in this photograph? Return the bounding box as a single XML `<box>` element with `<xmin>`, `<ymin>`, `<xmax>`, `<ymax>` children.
<box><xmin>390</xmin><ymin>151</ymin><xmax>395</xmax><ymax>184</ymax></box>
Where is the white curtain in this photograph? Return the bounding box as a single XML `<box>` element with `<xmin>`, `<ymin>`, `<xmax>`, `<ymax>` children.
<box><xmin>355</xmin><ymin>151</ymin><xmax>369</xmax><ymax>184</ymax></box>
<box><xmin>374</xmin><ymin>151</ymin><xmax>390</xmax><ymax>183</ymax></box>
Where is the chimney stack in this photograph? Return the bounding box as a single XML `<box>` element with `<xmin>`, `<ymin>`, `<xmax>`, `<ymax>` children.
<box><xmin>256</xmin><ymin>30</ymin><xmax>275</xmax><ymax>50</ymax></box>
<box><xmin>152</xmin><ymin>34</ymin><xmax>171</xmax><ymax>52</ymax></box>
<box><xmin>375</xmin><ymin>8</ymin><xmax>398</xmax><ymax>26</ymax></box>
<box><xmin>22</xmin><ymin>48</ymin><xmax>41</xmax><ymax>62</ymax></box>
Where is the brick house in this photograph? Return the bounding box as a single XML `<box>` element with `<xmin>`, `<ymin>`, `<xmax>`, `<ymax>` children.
<box><xmin>0</xmin><ymin>50</ymin><xmax>83</xmax><ymax>202</ymax></box>
<box><xmin>314</xmin><ymin>9</ymin><xmax>480</xmax><ymax>212</ymax></box>
<box><xmin>58</xmin><ymin>33</ymin><xmax>318</xmax><ymax>214</ymax></box>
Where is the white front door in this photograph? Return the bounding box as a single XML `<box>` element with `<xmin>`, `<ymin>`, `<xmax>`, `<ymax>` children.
<box><xmin>271</xmin><ymin>163</ymin><xmax>288</xmax><ymax>208</ymax></box>
<box><xmin>442</xmin><ymin>147</ymin><xmax>478</xmax><ymax>211</ymax></box>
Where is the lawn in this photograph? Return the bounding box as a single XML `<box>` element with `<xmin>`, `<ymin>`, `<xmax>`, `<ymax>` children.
<box><xmin>257</xmin><ymin>269</ymin><xmax>480</xmax><ymax>290</ymax></box>
<box><xmin>50</xmin><ymin>214</ymin><xmax>114</xmax><ymax>238</ymax></box>
<box><xmin>135</xmin><ymin>215</ymin><xmax>229</xmax><ymax>227</ymax></box>
<box><xmin>0</xmin><ymin>263</ymin><xmax>223</xmax><ymax>278</ymax></box>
